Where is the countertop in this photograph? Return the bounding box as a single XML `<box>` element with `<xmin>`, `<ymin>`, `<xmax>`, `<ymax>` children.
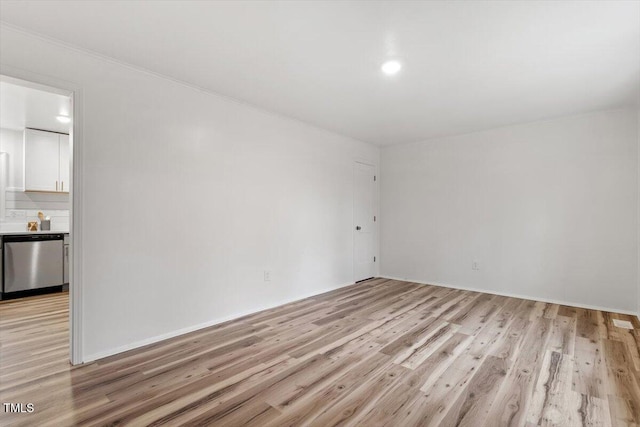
<box><xmin>0</xmin><ymin>230</ymin><xmax>69</xmax><ymax>236</ymax></box>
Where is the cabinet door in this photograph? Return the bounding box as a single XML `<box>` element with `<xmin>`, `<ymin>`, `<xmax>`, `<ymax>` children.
<box><xmin>24</xmin><ymin>129</ymin><xmax>60</xmax><ymax>192</ymax></box>
<box><xmin>58</xmin><ymin>134</ymin><xmax>70</xmax><ymax>193</ymax></box>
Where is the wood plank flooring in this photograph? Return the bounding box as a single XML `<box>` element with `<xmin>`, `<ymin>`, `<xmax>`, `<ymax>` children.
<box><xmin>1</xmin><ymin>278</ymin><xmax>639</xmax><ymax>426</ymax></box>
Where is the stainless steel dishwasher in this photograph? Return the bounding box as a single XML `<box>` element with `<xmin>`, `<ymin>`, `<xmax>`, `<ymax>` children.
<box><xmin>3</xmin><ymin>234</ymin><xmax>64</xmax><ymax>294</ymax></box>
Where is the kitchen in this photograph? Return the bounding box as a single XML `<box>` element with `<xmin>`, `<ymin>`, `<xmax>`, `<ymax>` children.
<box><xmin>0</xmin><ymin>77</ymin><xmax>72</xmax><ymax>301</ymax></box>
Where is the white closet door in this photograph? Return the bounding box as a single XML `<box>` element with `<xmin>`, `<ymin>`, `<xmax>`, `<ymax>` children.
<box><xmin>353</xmin><ymin>161</ymin><xmax>376</xmax><ymax>282</ymax></box>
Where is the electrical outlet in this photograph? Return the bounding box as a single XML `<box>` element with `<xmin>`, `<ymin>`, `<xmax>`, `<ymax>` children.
<box><xmin>7</xmin><ymin>210</ymin><xmax>26</xmax><ymax>218</ymax></box>
<box><xmin>264</xmin><ymin>271</ymin><xmax>271</xmax><ymax>281</ymax></box>
<box><xmin>472</xmin><ymin>261</ymin><xmax>479</xmax><ymax>271</ymax></box>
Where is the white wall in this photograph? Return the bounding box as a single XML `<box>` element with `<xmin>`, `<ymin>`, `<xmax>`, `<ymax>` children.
<box><xmin>0</xmin><ymin>128</ymin><xmax>23</xmax><ymax>189</ymax></box>
<box><xmin>381</xmin><ymin>109</ymin><xmax>639</xmax><ymax>313</ymax></box>
<box><xmin>0</xmin><ymin>26</ymin><xmax>379</xmax><ymax>361</ymax></box>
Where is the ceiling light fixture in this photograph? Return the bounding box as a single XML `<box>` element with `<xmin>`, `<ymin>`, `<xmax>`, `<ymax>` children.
<box><xmin>56</xmin><ymin>115</ymin><xmax>71</xmax><ymax>123</ymax></box>
<box><xmin>381</xmin><ymin>60</ymin><xmax>402</xmax><ymax>75</ymax></box>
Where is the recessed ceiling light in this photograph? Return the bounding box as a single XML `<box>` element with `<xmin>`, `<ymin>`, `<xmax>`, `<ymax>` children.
<box><xmin>381</xmin><ymin>60</ymin><xmax>402</xmax><ymax>75</ymax></box>
<box><xmin>57</xmin><ymin>115</ymin><xmax>71</xmax><ymax>123</ymax></box>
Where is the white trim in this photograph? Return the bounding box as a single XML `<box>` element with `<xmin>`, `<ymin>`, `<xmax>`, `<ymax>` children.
<box><xmin>380</xmin><ymin>275</ymin><xmax>639</xmax><ymax>316</ymax></box>
<box><xmin>0</xmin><ymin>64</ymin><xmax>85</xmax><ymax>365</ymax></box>
<box><xmin>70</xmin><ymin>87</ymin><xmax>84</xmax><ymax>365</ymax></box>
<box><xmin>84</xmin><ymin>281</ymin><xmax>354</xmax><ymax>362</ymax></box>
<box><xmin>637</xmin><ymin>108</ymin><xmax>640</xmax><ymax>322</ymax></box>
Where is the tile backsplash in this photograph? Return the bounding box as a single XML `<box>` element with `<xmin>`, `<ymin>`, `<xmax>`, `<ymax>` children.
<box><xmin>1</xmin><ymin>190</ymin><xmax>70</xmax><ymax>232</ymax></box>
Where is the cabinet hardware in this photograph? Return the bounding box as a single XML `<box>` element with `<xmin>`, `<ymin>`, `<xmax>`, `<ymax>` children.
<box><xmin>61</xmin><ymin>182</ymin><xmax>64</xmax><ymax>192</ymax></box>
<box><xmin>56</xmin><ymin>181</ymin><xmax>58</xmax><ymax>191</ymax></box>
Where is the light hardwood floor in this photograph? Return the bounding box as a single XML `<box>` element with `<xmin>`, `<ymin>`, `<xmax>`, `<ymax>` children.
<box><xmin>1</xmin><ymin>279</ymin><xmax>639</xmax><ymax>426</ymax></box>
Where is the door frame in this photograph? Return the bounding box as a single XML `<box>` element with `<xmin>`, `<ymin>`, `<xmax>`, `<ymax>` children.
<box><xmin>1</xmin><ymin>65</ymin><xmax>85</xmax><ymax>365</ymax></box>
<box><xmin>353</xmin><ymin>159</ymin><xmax>378</xmax><ymax>283</ymax></box>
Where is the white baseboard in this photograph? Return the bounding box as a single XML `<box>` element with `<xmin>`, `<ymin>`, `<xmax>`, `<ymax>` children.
<box><xmin>83</xmin><ymin>281</ymin><xmax>354</xmax><ymax>363</ymax></box>
<box><xmin>84</xmin><ymin>276</ymin><xmax>638</xmax><ymax>362</ymax></box>
<box><xmin>380</xmin><ymin>276</ymin><xmax>639</xmax><ymax>317</ymax></box>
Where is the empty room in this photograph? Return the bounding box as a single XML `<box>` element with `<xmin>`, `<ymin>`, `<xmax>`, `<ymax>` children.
<box><xmin>0</xmin><ymin>1</ymin><xmax>639</xmax><ymax>426</ymax></box>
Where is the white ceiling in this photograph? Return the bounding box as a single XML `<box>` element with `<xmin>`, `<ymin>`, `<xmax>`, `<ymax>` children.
<box><xmin>0</xmin><ymin>1</ymin><xmax>638</xmax><ymax>145</ymax></box>
<box><xmin>0</xmin><ymin>80</ymin><xmax>71</xmax><ymax>134</ymax></box>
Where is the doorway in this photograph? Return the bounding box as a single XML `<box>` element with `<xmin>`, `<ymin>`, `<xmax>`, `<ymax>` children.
<box><xmin>353</xmin><ymin>161</ymin><xmax>376</xmax><ymax>282</ymax></box>
<box><xmin>0</xmin><ymin>73</ymin><xmax>79</xmax><ymax>364</ymax></box>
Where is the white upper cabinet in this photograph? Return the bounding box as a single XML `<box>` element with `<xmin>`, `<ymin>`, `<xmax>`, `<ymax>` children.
<box><xmin>58</xmin><ymin>134</ymin><xmax>70</xmax><ymax>193</ymax></box>
<box><xmin>24</xmin><ymin>128</ymin><xmax>70</xmax><ymax>193</ymax></box>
